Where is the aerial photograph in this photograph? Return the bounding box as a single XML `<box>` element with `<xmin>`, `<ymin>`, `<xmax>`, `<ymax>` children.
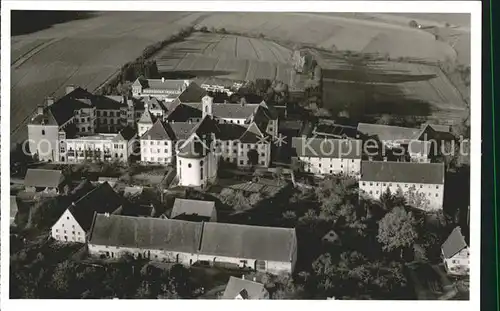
<box><xmin>9</xmin><ymin>10</ymin><xmax>471</xmax><ymax>300</ymax></box>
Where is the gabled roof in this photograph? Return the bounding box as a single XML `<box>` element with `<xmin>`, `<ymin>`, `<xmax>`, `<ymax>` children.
<box><xmin>169</xmin><ymin>122</ymin><xmax>199</xmax><ymax>140</ymax></box>
<box><xmin>95</xmin><ymin>95</ymin><xmax>126</xmax><ymax>109</ymax></box>
<box><xmin>291</xmin><ymin>137</ymin><xmax>362</xmax><ymax>159</ymax></box>
<box><xmin>67</xmin><ymin>182</ymin><xmax>123</xmax><ymax>231</ymax></box>
<box><xmin>89</xmin><ymin>214</ymin><xmax>203</xmax><ymax>254</ymax></box>
<box><xmin>421</xmin><ymin>123</ymin><xmax>452</xmax><ymax>133</ymax></box>
<box><xmin>24</xmin><ymin>169</ymin><xmax>64</xmax><ymax>188</ymax></box>
<box><xmin>46</xmin><ymin>87</ymin><xmax>95</xmax><ymax>125</ymax></box>
<box><xmin>357</xmin><ymin>123</ymin><xmax>422</xmax><ymax>143</ymax></box>
<box><xmin>177</xmin><ymin>82</ymin><xmax>207</xmax><ymax>103</ymax></box>
<box><xmin>113</xmin><ymin>126</ymin><xmax>136</xmax><ymax>141</ymax></box>
<box><xmin>442</xmin><ymin>227</ymin><xmax>468</xmax><ymax>258</ymax></box>
<box><xmin>30</xmin><ymin>109</ymin><xmax>59</xmax><ymax>126</ymax></box>
<box><xmin>217</xmin><ymin>123</ymin><xmax>248</xmax><ymax>140</ymax></box>
<box><xmin>199</xmin><ymin>222</ymin><xmax>296</xmax><ymax>262</ymax></box>
<box><xmin>166</xmin><ymin>103</ymin><xmax>202</xmax><ymax>122</ymax></box>
<box><xmin>138</xmin><ymin>109</ymin><xmax>155</xmax><ymax>124</ymax></box>
<box><xmin>171</xmin><ymin>199</ymin><xmax>215</xmax><ymax>221</ymax></box>
<box><xmin>141</xmin><ymin>120</ymin><xmax>174</xmax><ymax>140</ymax></box>
<box><xmin>360</xmin><ymin>161</ymin><xmax>445</xmax><ymax>184</ymax></box>
<box><xmin>222</xmin><ymin>277</ymin><xmax>268</xmax><ymax>299</ymax></box>
<box><xmin>239</xmin><ymin>122</ymin><xmax>267</xmax><ymax>143</ymax></box>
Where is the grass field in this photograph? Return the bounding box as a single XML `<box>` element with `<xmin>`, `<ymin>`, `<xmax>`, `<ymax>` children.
<box><xmin>10</xmin><ymin>11</ymin><xmax>210</xmax><ymax>145</ymax></box>
<box><xmin>10</xmin><ymin>12</ymin><xmax>468</xmax><ymax>145</ymax></box>
<box><xmin>312</xmin><ymin>50</ymin><xmax>468</xmax><ymax>124</ymax></box>
<box><xmin>154</xmin><ymin>32</ymin><xmax>294</xmax><ymax>83</ymax></box>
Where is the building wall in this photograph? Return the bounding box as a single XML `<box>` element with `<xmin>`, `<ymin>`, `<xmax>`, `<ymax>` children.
<box><xmin>88</xmin><ymin>244</ymin><xmax>293</xmax><ymax>275</ymax></box>
<box><xmin>51</xmin><ymin>209</ymin><xmax>86</xmax><ymax>243</ymax></box>
<box><xmin>359</xmin><ymin>181</ymin><xmax>444</xmax><ymax>210</ymax></box>
<box><xmin>237</xmin><ymin>142</ymin><xmax>271</xmax><ymax>167</ymax></box>
<box><xmin>74</xmin><ymin>107</ymin><xmax>97</xmax><ymax>135</ymax></box>
<box><xmin>65</xmin><ymin>136</ymin><xmax>130</xmax><ymax>163</ymax></box>
<box><xmin>138</xmin><ymin>122</ymin><xmax>153</xmax><ymax>137</ymax></box>
<box><xmin>295</xmin><ymin>157</ymin><xmax>361</xmax><ymax>177</ymax></box>
<box><xmin>443</xmin><ymin>248</ymin><xmax>469</xmax><ymax>275</ymax></box>
<box><xmin>96</xmin><ymin>109</ymin><xmax>123</xmax><ymax>132</ymax></box>
<box><xmin>141</xmin><ymin>139</ymin><xmax>173</xmax><ymax>164</ymax></box>
<box><xmin>28</xmin><ymin>124</ymin><xmax>60</xmax><ymax>162</ymax></box>
<box><xmin>177</xmin><ymin>156</ymin><xmax>203</xmax><ymax>187</ymax></box>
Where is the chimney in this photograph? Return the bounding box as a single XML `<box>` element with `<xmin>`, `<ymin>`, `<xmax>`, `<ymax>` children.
<box><xmin>105</xmin><ymin>213</ymin><xmax>110</xmax><ymax>217</ymax></box>
<box><xmin>46</xmin><ymin>97</ymin><xmax>55</xmax><ymax>106</ymax></box>
<box><xmin>242</xmin><ymin>275</ymin><xmax>245</xmax><ymax>280</ymax></box>
<box><xmin>37</xmin><ymin>104</ymin><xmax>45</xmax><ymax>115</ymax></box>
<box><xmin>253</xmin><ymin>277</ymin><xmax>257</xmax><ymax>282</ymax></box>
<box><xmin>161</xmin><ymin>77</ymin><xmax>165</xmax><ymax>83</ymax></box>
<box><xmin>71</xmin><ymin>202</ymin><xmax>76</xmax><ymax>206</ymax></box>
<box><xmin>65</xmin><ymin>85</ymin><xmax>76</xmax><ymax>95</ymax></box>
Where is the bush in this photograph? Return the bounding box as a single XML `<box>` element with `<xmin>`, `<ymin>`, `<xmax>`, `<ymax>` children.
<box><xmin>408</xmin><ymin>20</ymin><xmax>419</xmax><ymax>28</ymax></box>
<box><xmin>200</xmin><ymin>26</ymin><xmax>208</xmax><ymax>33</ymax></box>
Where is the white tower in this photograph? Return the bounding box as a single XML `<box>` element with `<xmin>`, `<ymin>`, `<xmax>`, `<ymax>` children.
<box><xmin>202</xmin><ymin>95</ymin><xmax>213</xmax><ymax>119</ymax></box>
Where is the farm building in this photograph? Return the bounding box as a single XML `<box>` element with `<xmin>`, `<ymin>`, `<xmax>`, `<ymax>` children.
<box><xmin>441</xmin><ymin>227</ymin><xmax>469</xmax><ymax>276</ymax></box>
<box><xmin>24</xmin><ymin>169</ymin><xmax>65</xmax><ymax>194</ymax></box>
<box><xmin>222</xmin><ymin>276</ymin><xmax>269</xmax><ymax>299</ymax></box>
<box><xmin>291</xmin><ymin>137</ymin><xmax>362</xmax><ymax>177</ymax></box>
<box><xmin>357</xmin><ymin>123</ymin><xmax>440</xmax><ymax>163</ymax></box>
<box><xmin>63</xmin><ymin>126</ymin><xmax>138</xmax><ymax>164</ymax></box>
<box><xmin>359</xmin><ymin>161</ymin><xmax>445</xmax><ymax>211</ymax></box>
<box><xmin>88</xmin><ymin>214</ymin><xmax>297</xmax><ymax>275</ymax></box>
<box><xmin>171</xmin><ymin>198</ymin><xmax>217</xmax><ymax>222</ymax></box>
<box><xmin>51</xmin><ymin>182</ymin><xmax>123</xmax><ymax>243</ymax></box>
<box><xmin>132</xmin><ymin>77</ymin><xmax>207</xmax><ymax>103</ymax></box>
<box><xmin>312</xmin><ymin>120</ymin><xmax>362</xmax><ymax>140</ymax></box>
<box><xmin>197</xmin><ymin>222</ymin><xmax>297</xmax><ymax>275</ymax></box>
<box><xmin>88</xmin><ymin>214</ymin><xmax>204</xmax><ymax>262</ymax></box>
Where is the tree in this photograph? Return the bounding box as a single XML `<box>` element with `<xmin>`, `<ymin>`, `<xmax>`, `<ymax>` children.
<box><xmin>273</xmin><ymin>167</ymin><xmax>284</xmax><ymax>185</ymax></box>
<box><xmin>409</xmin><ymin>20</ymin><xmax>419</xmax><ymax>28</ymax></box>
<box><xmin>376</xmin><ymin>114</ymin><xmax>393</xmax><ymax>125</ymax></box>
<box><xmin>378</xmin><ymin>206</ymin><xmax>418</xmax><ymax>258</ymax></box>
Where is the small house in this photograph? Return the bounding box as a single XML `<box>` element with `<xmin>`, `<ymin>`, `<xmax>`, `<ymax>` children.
<box><xmin>222</xmin><ymin>276</ymin><xmax>269</xmax><ymax>299</ymax></box>
<box><xmin>24</xmin><ymin>169</ymin><xmax>65</xmax><ymax>194</ymax></box>
<box><xmin>441</xmin><ymin>227</ymin><xmax>469</xmax><ymax>276</ymax></box>
<box><xmin>171</xmin><ymin>198</ymin><xmax>217</xmax><ymax>222</ymax></box>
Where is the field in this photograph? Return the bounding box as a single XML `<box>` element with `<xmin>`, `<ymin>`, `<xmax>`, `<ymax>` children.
<box><xmin>314</xmin><ymin>50</ymin><xmax>468</xmax><ymax>124</ymax></box>
<box><xmin>10</xmin><ymin>11</ymin><xmax>210</xmax><ymax>145</ymax></box>
<box><xmin>11</xmin><ymin>12</ymin><xmax>468</xmax><ymax>145</ymax></box>
<box><xmin>154</xmin><ymin>32</ymin><xmax>294</xmax><ymax>83</ymax></box>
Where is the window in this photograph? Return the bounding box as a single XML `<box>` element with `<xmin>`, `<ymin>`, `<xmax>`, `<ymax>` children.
<box><xmin>103</xmin><ymin>111</ymin><xmax>107</xmax><ymax>117</ymax></box>
<box><xmin>81</xmin><ymin>118</ymin><xmax>85</xmax><ymax>123</ymax></box>
<box><xmin>56</xmin><ymin>229</ymin><xmax>59</xmax><ymax>233</ymax></box>
<box><xmin>319</xmin><ymin>164</ymin><xmax>322</xmax><ymax>168</ymax></box>
<box><xmin>72</xmin><ymin>231</ymin><xmax>75</xmax><ymax>235</ymax></box>
<box><xmin>370</xmin><ymin>183</ymin><xmax>373</xmax><ymax>186</ymax></box>
<box><xmin>64</xmin><ymin>230</ymin><xmax>67</xmax><ymax>234</ymax></box>
<box><xmin>42</xmin><ymin>129</ymin><xmax>45</xmax><ymax>135</ymax></box>
<box><xmin>362</xmin><ymin>182</ymin><xmax>366</xmax><ymax>186</ymax></box>
<box><xmin>67</xmin><ymin>216</ymin><xmax>69</xmax><ymax>220</ymax></box>
<box><xmin>97</xmin><ymin>111</ymin><xmax>101</xmax><ymax>116</ymax></box>
<box><xmin>72</xmin><ymin>225</ymin><xmax>75</xmax><ymax>228</ymax></box>
<box><xmin>435</xmin><ymin>193</ymin><xmax>438</xmax><ymax>197</ymax></box>
<box><xmin>110</xmin><ymin>111</ymin><xmax>114</xmax><ymax>117</ymax></box>
<box><xmin>369</xmin><ymin>191</ymin><xmax>373</xmax><ymax>194</ymax></box>
<box><xmin>405</xmin><ymin>184</ymin><xmax>408</xmax><ymax>188</ymax></box>
<box><xmin>164</xmin><ymin>149</ymin><xmax>168</xmax><ymax>153</ymax></box>
<box><xmin>240</xmin><ymin>160</ymin><xmax>244</xmax><ymax>165</ymax></box>
<box><xmin>188</xmin><ymin>163</ymin><xmax>192</xmax><ymax>168</ymax></box>
<box><xmin>261</xmin><ymin>153</ymin><xmax>265</xmax><ymax>157</ymax></box>
<box><xmin>436</xmin><ymin>185</ymin><xmax>439</xmax><ymax>189</ymax></box>
<box><xmin>420</xmin><ymin>185</ymin><xmax>423</xmax><ymax>188</ymax></box>
<box><xmin>200</xmin><ymin>160</ymin><xmax>204</xmax><ymax>166</ymax></box>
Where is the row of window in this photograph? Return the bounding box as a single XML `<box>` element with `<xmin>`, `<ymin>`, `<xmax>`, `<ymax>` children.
<box><xmin>368</xmin><ymin>189</ymin><xmax>440</xmax><ymax>197</ymax></box>
<box><xmin>362</xmin><ymin>182</ymin><xmax>440</xmax><ymax>189</ymax></box>
<box><xmin>143</xmin><ymin>148</ymin><xmax>170</xmax><ymax>154</ymax></box>
<box><xmin>55</xmin><ymin>235</ymin><xmax>84</xmax><ymax>242</ymax></box>
<box><xmin>143</xmin><ymin>141</ymin><xmax>169</xmax><ymax>146</ymax></box>
<box><xmin>144</xmin><ymin>157</ymin><xmax>170</xmax><ymax>162</ymax></box>
<box><xmin>55</xmin><ymin>229</ymin><xmax>81</xmax><ymax>235</ymax></box>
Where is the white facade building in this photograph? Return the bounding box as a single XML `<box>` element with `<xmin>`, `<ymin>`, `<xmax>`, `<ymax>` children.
<box><xmin>359</xmin><ymin>161</ymin><xmax>445</xmax><ymax>211</ymax></box>
<box><xmin>291</xmin><ymin>137</ymin><xmax>362</xmax><ymax>177</ymax></box>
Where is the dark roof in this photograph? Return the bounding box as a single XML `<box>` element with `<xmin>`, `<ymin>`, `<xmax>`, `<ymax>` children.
<box><xmin>199</xmin><ymin>222</ymin><xmax>296</xmax><ymax>262</ymax></box>
<box><xmin>442</xmin><ymin>227</ymin><xmax>468</xmax><ymax>258</ymax></box>
<box><xmin>313</xmin><ymin>122</ymin><xmax>361</xmax><ymax>139</ymax></box>
<box><xmin>141</xmin><ymin>120</ymin><xmax>174</xmax><ymax>140</ymax></box>
<box><xmin>177</xmin><ymin>82</ymin><xmax>207</xmax><ymax>103</ymax></box>
<box><xmin>169</xmin><ymin>122</ymin><xmax>198</xmax><ymax>140</ymax></box>
<box><xmin>68</xmin><ymin>182</ymin><xmax>123</xmax><ymax>231</ymax></box>
<box><xmin>183</xmin><ymin>102</ymin><xmax>261</xmax><ymax>119</ymax></box>
<box><xmin>166</xmin><ymin>103</ymin><xmax>202</xmax><ymax>122</ymax></box>
<box><xmin>134</xmin><ymin>78</ymin><xmax>187</xmax><ymax>91</ymax></box>
<box><xmin>42</xmin><ymin>88</ymin><xmax>95</xmax><ymax>125</ymax></box>
<box><xmin>96</xmin><ymin>96</ymin><xmax>126</xmax><ymax>109</ymax></box>
<box><xmin>357</xmin><ymin>123</ymin><xmax>422</xmax><ymax>143</ymax></box>
<box><xmin>291</xmin><ymin>137</ymin><xmax>362</xmax><ymax>159</ymax></box>
<box><xmin>360</xmin><ymin>161</ymin><xmax>445</xmax><ymax>184</ymax></box>
<box><xmin>222</xmin><ymin>277</ymin><xmax>267</xmax><ymax>299</ymax></box>
<box><xmin>171</xmin><ymin>199</ymin><xmax>215</xmax><ymax>220</ymax></box>
<box><xmin>421</xmin><ymin>123</ymin><xmax>451</xmax><ymax>133</ymax></box>
<box><xmin>24</xmin><ymin>169</ymin><xmax>64</xmax><ymax>188</ymax></box>
<box><xmin>138</xmin><ymin>109</ymin><xmax>155</xmax><ymax>124</ymax></box>
<box><xmin>239</xmin><ymin>122</ymin><xmax>267</xmax><ymax>143</ymax></box>
<box><xmin>217</xmin><ymin>123</ymin><xmax>248</xmax><ymax>140</ymax></box>
<box><xmin>113</xmin><ymin>126</ymin><xmax>137</xmax><ymax>141</ymax></box>
<box><xmin>89</xmin><ymin>214</ymin><xmax>203</xmax><ymax>253</ymax></box>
